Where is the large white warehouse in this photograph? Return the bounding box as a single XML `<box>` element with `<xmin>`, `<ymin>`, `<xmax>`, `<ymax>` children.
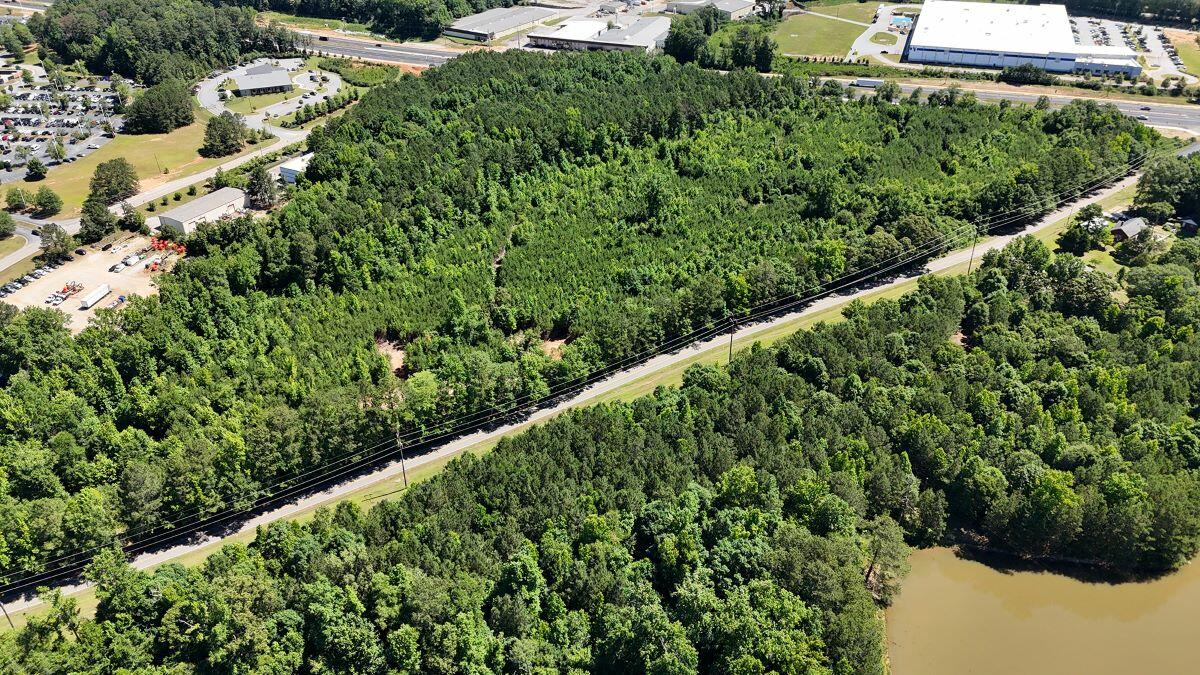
<box><xmin>906</xmin><ymin>1</ymin><xmax>1140</xmax><ymax>78</ymax></box>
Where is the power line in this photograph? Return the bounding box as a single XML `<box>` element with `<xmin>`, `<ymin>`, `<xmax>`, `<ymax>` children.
<box><xmin>0</xmin><ymin>143</ymin><xmax>1178</xmax><ymax>605</ymax></box>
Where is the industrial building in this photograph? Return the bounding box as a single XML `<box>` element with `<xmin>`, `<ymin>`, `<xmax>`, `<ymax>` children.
<box><xmin>665</xmin><ymin>0</ymin><xmax>756</xmax><ymax>20</ymax></box>
<box><xmin>157</xmin><ymin>187</ymin><xmax>247</xmax><ymax>235</ymax></box>
<box><xmin>279</xmin><ymin>152</ymin><xmax>313</xmax><ymax>184</ymax></box>
<box><xmin>905</xmin><ymin>1</ymin><xmax>1140</xmax><ymax>78</ymax></box>
<box><xmin>444</xmin><ymin>6</ymin><xmax>556</xmax><ymax>42</ymax></box>
<box><xmin>232</xmin><ymin>65</ymin><xmax>294</xmax><ymax>97</ymax></box>
<box><xmin>527</xmin><ymin>17</ymin><xmax>671</xmax><ymax>53</ymax></box>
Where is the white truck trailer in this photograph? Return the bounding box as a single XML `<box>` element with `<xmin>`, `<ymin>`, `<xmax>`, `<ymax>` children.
<box><xmin>80</xmin><ymin>283</ymin><xmax>111</xmax><ymax>310</ymax></box>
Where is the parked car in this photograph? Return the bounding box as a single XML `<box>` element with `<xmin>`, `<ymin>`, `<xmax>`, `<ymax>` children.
<box><xmin>74</xmin><ymin>248</ymin><xmax>86</xmax><ymax>255</ymax></box>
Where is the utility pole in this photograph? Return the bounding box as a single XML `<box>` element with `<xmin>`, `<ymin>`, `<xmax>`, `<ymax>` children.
<box><xmin>966</xmin><ymin>225</ymin><xmax>980</xmax><ymax>275</ymax></box>
<box><xmin>0</xmin><ymin>599</ymin><xmax>13</xmax><ymax>630</ymax></box>
<box><xmin>728</xmin><ymin>315</ymin><xmax>735</xmax><ymax>364</ymax></box>
<box><xmin>394</xmin><ymin>429</ymin><xmax>409</xmax><ymax>488</ymax></box>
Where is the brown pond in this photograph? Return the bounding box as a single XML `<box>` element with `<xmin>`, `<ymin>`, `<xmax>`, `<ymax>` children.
<box><xmin>886</xmin><ymin>547</ymin><xmax>1200</xmax><ymax>674</ymax></box>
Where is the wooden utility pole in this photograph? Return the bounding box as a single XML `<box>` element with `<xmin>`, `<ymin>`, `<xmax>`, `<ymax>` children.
<box><xmin>966</xmin><ymin>226</ymin><xmax>980</xmax><ymax>275</ymax></box>
<box><xmin>395</xmin><ymin>429</ymin><xmax>408</xmax><ymax>488</ymax></box>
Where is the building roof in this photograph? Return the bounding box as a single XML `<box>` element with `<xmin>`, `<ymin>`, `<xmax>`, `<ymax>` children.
<box><xmin>280</xmin><ymin>152</ymin><xmax>313</xmax><ymax>174</ymax></box>
<box><xmin>160</xmin><ymin>187</ymin><xmax>246</xmax><ymax>223</ymax></box>
<box><xmin>594</xmin><ymin>17</ymin><xmax>671</xmax><ymax>47</ymax></box>
<box><xmin>448</xmin><ymin>6</ymin><xmax>556</xmax><ymax>36</ymax></box>
<box><xmin>244</xmin><ymin>62</ymin><xmax>279</xmax><ymax>76</ymax></box>
<box><xmin>234</xmin><ymin>69</ymin><xmax>293</xmax><ymax>92</ymax></box>
<box><xmin>530</xmin><ymin>20</ymin><xmax>607</xmax><ymax>41</ymax></box>
<box><xmin>713</xmin><ymin>0</ymin><xmax>755</xmax><ymax>13</ymax></box>
<box><xmin>910</xmin><ymin>1</ymin><xmax>1075</xmax><ymax>56</ymax></box>
<box><xmin>1111</xmin><ymin>217</ymin><xmax>1147</xmax><ymax>238</ymax></box>
<box><xmin>530</xmin><ymin>17</ymin><xmax>670</xmax><ymax>49</ymax></box>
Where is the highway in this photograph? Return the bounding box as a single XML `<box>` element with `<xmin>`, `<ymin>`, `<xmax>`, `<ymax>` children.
<box><xmin>842</xmin><ymin>78</ymin><xmax>1200</xmax><ymax>133</ymax></box>
<box><xmin>301</xmin><ymin>32</ymin><xmax>457</xmax><ymax>67</ymax></box>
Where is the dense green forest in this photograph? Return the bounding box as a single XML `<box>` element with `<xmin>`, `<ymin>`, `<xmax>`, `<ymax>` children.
<box><xmin>0</xmin><ymin>52</ymin><xmax>1162</xmax><ymax>581</ymax></box>
<box><xmin>6</xmin><ymin>232</ymin><xmax>1200</xmax><ymax>672</ymax></box>
<box><xmin>29</xmin><ymin>0</ymin><xmax>299</xmax><ymax>83</ymax></box>
<box><xmin>214</xmin><ymin>0</ymin><xmax>481</xmax><ymax>40</ymax></box>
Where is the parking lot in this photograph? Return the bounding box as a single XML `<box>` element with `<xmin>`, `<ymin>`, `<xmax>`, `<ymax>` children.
<box><xmin>0</xmin><ymin>76</ymin><xmax>121</xmax><ymax>181</ymax></box>
<box><xmin>0</xmin><ymin>234</ymin><xmax>174</xmax><ymax>332</ymax></box>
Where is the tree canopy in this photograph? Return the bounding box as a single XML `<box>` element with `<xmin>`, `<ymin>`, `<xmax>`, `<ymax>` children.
<box><xmin>31</xmin><ymin>0</ymin><xmax>300</xmax><ymax>84</ymax></box>
<box><xmin>122</xmin><ymin>80</ymin><xmax>195</xmax><ymax>134</ymax></box>
<box><xmin>7</xmin><ymin>231</ymin><xmax>1200</xmax><ymax>671</ymax></box>
<box><xmin>0</xmin><ymin>51</ymin><xmax>1171</xmax><ymax>593</ymax></box>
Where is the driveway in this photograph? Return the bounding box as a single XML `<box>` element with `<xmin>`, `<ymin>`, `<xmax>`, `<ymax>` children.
<box><xmin>848</xmin><ymin>4</ymin><xmax>916</xmax><ymax>62</ymax></box>
<box><xmin>195</xmin><ymin>58</ymin><xmax>313</xmax><ymax>144</ymax></box>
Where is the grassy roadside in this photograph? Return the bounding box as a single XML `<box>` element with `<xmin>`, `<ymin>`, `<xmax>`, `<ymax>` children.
<box><xmin>0</xmin><ymin>180</ymin><xmax>1141</xmax><ymax>630</ymax></box>
<box><xmin>0</xmin><ymin>234</ymin><xmax>25</xmax><ymax>258</ymax></box>
<box><xmin>893</xmin><ymin>76</ymin><xmax>1197</xmax><ymax>107</ymax></box>
<box><xmin>257</xmin><ymin>10</ymin><xmax>373</xmax><ymax>34</ymax></box>
<box><xmin>33</xmin><ymin>108</ymin><xmax>275</xmax><ymax>217</ymax></box>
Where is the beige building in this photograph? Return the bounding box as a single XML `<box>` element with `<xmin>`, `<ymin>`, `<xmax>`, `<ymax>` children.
<box><xmin>157</xmin><ymin>187</ymin><xmax>246</xmax><ymax>235</ymax></box>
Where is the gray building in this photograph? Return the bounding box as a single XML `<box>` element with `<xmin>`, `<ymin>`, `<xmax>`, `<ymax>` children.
<box><xmin>233</xmin><ymin>68</ymin><xmax>294</xmax><ymax>97</ymax></box>
<box><xmin>666</xmin><ymin>0</ymin><xmax>755</xmax><ymax>20</ymax></box>
<box><xmin>444</xmin><ymin>7</ymin><xmax>557</xmax><ymax>42</ymax></box>
<box><xmin>158</xmin><ymin>187</ymin><xmax>247</xmax><ymax>235</ymax></box>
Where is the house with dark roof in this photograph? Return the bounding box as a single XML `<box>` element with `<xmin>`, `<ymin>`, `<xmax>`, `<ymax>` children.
<box><xmin>1110</xmin><ymin>217</ymin><xmax>1147</xmax><ymax>242</ymax></box>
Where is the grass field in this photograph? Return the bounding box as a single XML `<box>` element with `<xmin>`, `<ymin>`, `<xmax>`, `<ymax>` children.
<box><xmin>870</xmin><ymin>32</ymin><xmax>898</xmax><ymax>46</ymax></box>
<box><xmin>257</xmin><ymin>10</ymin><xmax>373</xmax><ymax>34</ymax></box>
<box><xmin>773</xmin><ymin>13</ymin><xmax>866</xmax><ymax>57</ymax></box>
<box><xmin>1167</xmin><ymin>29</ymin><xmax>1200</xmax><ymax>75</ymax></box>
<box><xmin>224</xmin><ymin>89</ymin><xmax>303</xmax><ymax>115</ymax></box>
<box><xmin>0</xmin><ymin>233</ymin><xmax>25</xmax><ymax>258</ymax></box>
<box><xmin>36</xmin><ymin>108</ymin><xmax>274</xmax><ymax>217</ymax></box>
<box><xmin>805</xmin><ymin>2</ymin><xmax>879</xmax><ymax>23</ymax></box>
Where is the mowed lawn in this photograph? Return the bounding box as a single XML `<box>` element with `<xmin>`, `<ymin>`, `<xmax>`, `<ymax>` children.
<box><xmin>1167</xmin><ymin>29</ymin><xmax>1200</xmax><ymax>75</ymax></box>
<box><xmin>806</xmin><ymin>1</ymin><xmax>879</xmax><ymax>23</ymax></box>
<box><xmin>225</xmin><ymin>88</ymin><xmax>303</xmax><ymax>115</ymax></box>
<box><xmin>773</xmin><ymin>13</ymin><xmax>867</xmax><ymax>57</ymax></box>
<box><xmin>35</xmin><ymin>108</ymin><xmax>270</xmax><ymax>216</ymax></box>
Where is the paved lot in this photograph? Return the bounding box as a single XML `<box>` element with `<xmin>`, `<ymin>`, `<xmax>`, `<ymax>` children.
<box><xmin>849</xmin><ymin>4</ymin><xmax>915</xmax><ymax>62</ymax></box>
<box><xmin>1</xmin><ymin>233</ymin><xmax>169</xmax><ymax>332</ymax></box>
<box><xmin>195</xmin><ymin>58</ymin><xmax>313</xmax><ymax>143</ymax></box>
<box><xmin>0</xmin><ymin>78</ymin><xmax>121</xmax><ymax>181</ymax></box>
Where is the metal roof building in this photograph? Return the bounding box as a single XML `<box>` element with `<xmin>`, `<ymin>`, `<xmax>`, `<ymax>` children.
<box><xmin>157</xmin><ymin>187</ymin><xmax>246</xmax><ymax>235</ymax></box>
<box><xmin>233</xmin><ymin>68</ymin><xmax>294</xmax><ymax>97</ymax></box>
<box><xmin>528</xmin><ymin>17</ymin><xmax>671</xmax><ymax>53</ymax></box>
<box><xmin>666</xmin><ymin>0</ymin><xmax>755</xmax><ymax>20</ymax></box>
<box><xmin>906</xmin><ymin>1</ymin><xmax>1139</xmax><ymax>77</ymax></box>
<box><xmin>444</xmin><ymin>7</ymin><xmax>557</xmax><ymax>41</ymax></box>
<box><xmin>279</xmin><ymin>152</ymin><xmax>313</xmax><ymax>184</ymax></box>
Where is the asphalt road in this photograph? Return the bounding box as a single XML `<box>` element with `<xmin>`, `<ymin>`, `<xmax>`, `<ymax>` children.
<box><xmin>842</xmin><ymin>79</ymin><xmax>1200</xmax><ymax>133</ymax></box>
<box><xmin>302</xmin><ymin>32</ymin><xmax>456</xmax><ymax>67</ymax></box>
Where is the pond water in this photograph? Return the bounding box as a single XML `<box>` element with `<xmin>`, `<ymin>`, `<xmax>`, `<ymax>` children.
<box><xmin>886</xmin><ymin>547</ymin><xmax>1200</xmax><ymax>674</ymax></box>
